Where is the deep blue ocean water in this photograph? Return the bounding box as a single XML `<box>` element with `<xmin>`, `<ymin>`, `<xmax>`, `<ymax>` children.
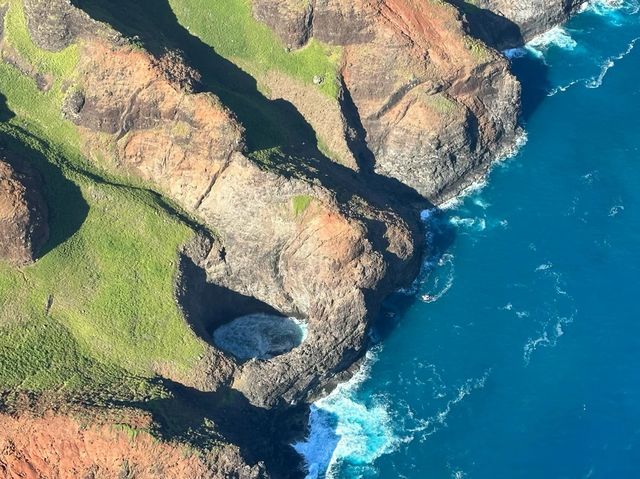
<box><xmin>294</xmin><ymin>1</ymin><xmax>640</xmax><ymax>477</ymax></box>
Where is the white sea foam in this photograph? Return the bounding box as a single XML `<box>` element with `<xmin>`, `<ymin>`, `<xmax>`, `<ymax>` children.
<box><xmin>294</xmin><ymin>349</ymin><xmax>399</xmax><ymax>479</ymax></box>
<box><xmin>401</xmin><ymin>208</ymin><xmax>454</xmax><ymax>298</ymax></box>
<box><xmin>472</xmin><ymin>197</ymin><xmax>491</xmax><ymax>209</ymax></box>
<box><xmin>582</xmin><ymin>0</ymin><xmax>640</xmax><ymax>16</ymax></box>
<box><xmin>546</xmin><ymin>32</ymin><xmax>640</xmax><ymax>96</ymax></box>
<box><xmin>535</xmin><ymin>262</ymin><xmax>553</xmax><ymax>271</ymax></box>
<box><xmin>526</xmin><ymin>26</ymin><xmax>578</xmax><ymax>59</ymax></box>
<box><xmin>420</xmin><ymin>253</ymin><xmax>455</xmax><ymax>303</ymax></box>
<box><xmin>212</xmin><ymin>313</ymin><xmax>306</xmax><ymax>360</ymax></box>
<box><xmin>588</xmin><ymin>37</ymin><xmax>639</xmax><ymax>88</ymax></box>
<box><xmin>609</xmin><ymin>204</ymin><xmax>625</xmax><ymax>216</ymax></box>
<box><xmin>440</xmin><ymin>178</ymin><xmax>489</xmax><ymax>210</ymax></box>
<box><xmin>503</xmin><ymin>47</ymin><xmax>527</xmax><ymax>59</ymax></box>
<box><xmin>411</xmin><ymin>371</ymin><xmax>491</xmax><ymax>438</ymax></box>
<box><xmin>449</xmin><ymin>216</ymin><xmax>487</xmax><ymax>232</ymax></box>
<box><xmin>439</xmin><ymin>130</ymin><xmax>529</xmax><ymax>210</ymax></box>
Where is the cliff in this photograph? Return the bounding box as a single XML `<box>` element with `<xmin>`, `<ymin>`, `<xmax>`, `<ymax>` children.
<box><xmin>0</xmin><ymin>0</ymin><xmax>587</xmax><ymax>476</ymax></box>
<box><xmin>0</xmin><ymin>149</ymin><xmax>48</xmax><ymax>266</ymax></box>
<box><xmin>475</xmin><ymin>0</ymin><xmax>586</xmax><ymax>44</ymax></box>
<box><xmin>252</xmin><ymin>0</ymin><xmax>522</xmax><ymax>203</ymax></box>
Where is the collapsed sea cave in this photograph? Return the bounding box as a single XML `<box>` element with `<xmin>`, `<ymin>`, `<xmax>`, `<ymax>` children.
<box><xmin>176</xmin><ymin>243</ymin><xmax>309</xmax><ymax>362</ymax></box>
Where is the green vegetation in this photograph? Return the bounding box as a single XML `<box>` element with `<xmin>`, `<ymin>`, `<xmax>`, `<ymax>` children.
<box><xmin>168</xmin><ymin>0</ymin><xmax>342</xmax><ymax>98</ymax></box>
<box><xmin>464</xmin><ymin>35</ymin><xmax>494</xmax><ymax>62</ymax></box>
<box><xmin>425</xmin><ymin>92</ymin><xmax>459</xmax><ymax>115</ymax></box>
<box><xmin>0</xmin><ymin>121</ymin><xmax>204</xmax><ymax>391</ymax></box>
<box><xmin>0</xmin><ymin>3</ymin><xmax>206</xmax><ymax>394</ymax></box>
<box><xmin>291</xmin><ymin>195</ymin><xmax>313</xmax><ymax>216</ymax></box>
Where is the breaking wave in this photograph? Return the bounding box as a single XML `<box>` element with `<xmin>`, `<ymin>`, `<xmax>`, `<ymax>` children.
<box><xmin>293</xmin><ymin>349</ymin><xmax>400</xmax><ymax>479</ymax></box>
<box><xmin>526</xmin><ymin>26</ymin><xmax>578</xmax><ymax>59</ymax></box>
<box><xmin>581</xmin><ymin>0</ymin><xmax>640</xmax><ymax>16</ymax></box>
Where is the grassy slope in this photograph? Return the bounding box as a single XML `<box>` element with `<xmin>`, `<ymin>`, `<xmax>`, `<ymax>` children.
<box><xmin>0</xmin><ymin>0</ymin><xmax>205</xmax><ymax>395</ymax></box>
<box><xmin>168</xmin><ymin>0</ymin><xmax>342</xmax><ymax>98</ymax></box>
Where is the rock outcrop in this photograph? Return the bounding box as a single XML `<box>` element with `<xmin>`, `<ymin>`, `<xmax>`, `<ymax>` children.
<box><xmin>60</xmin><ymin>34</ymin><xmax>422</xmax><ymax>407</ymax></box>
<box><xmin>473</xmin><ymin>0</ymin><xmax>586</xmax><ymax>44</ymax></box>
<box><xmin>22</xmin><ymin>0</ymin><xmax>111</xmax><ymax>51</ymax></box>
<box><xmin>3</xmin><ymin>0</ymin><xmax>590</xmax><ymax>475</ymax></box>
<box><xmin>252</xmin><ymin>0</ymin><xmax>522</xmax><ymax>203</ymax></box>
<box><xmin>0</xmin><ymin>152</ymin><xmax>48</xmax><ymax>267</ymax></box>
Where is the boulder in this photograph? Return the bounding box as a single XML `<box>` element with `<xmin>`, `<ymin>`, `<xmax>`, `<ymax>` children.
<box><xmin>0</xmin><ymin>152</ymin><xmax>49</xmax><ymax>266</ymax></box>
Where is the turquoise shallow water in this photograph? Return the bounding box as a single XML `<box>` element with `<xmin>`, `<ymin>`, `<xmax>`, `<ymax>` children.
<box><xmin>295</xmin><ymin>1</ymin><xmax>640</xmax><ymax>477</ymax></box>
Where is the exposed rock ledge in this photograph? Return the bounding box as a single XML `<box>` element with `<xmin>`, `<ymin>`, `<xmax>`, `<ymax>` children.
<box><xmin>473</xmin><ymin>0</ymin><xmax>587</xmax><ymax>45</ymax></box>
<box><xmin>61</xmin><ymin>32</ymin><xmax>423</xmax><ymax>409</ymax></box>
<box><xmin>0</xmin><ymin>149</ymin><xmax>49</xmax><ymax>267</ymax></box>
<box><xmin>0</xmin><ymin>411</ymin><xmax>267</xmax><ymax>478</ymax></box>
<box><xmin>253</xmin><ymin>0</ymin><xmax>522</xmax><ymax>204</ymax></box>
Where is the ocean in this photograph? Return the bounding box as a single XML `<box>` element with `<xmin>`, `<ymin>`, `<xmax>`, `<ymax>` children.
<box><xmin>294</xmin><ymin>1</ymin><xmax>640</xmax><ymax>477</ymax></box>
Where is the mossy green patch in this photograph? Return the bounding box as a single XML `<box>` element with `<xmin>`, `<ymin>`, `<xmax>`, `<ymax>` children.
<box><xmin>425</xmin><ymin>92</ymin><xmax>459</xmax><ymax>115</ymax></box>
<box><xmin>292</xmin><ymin>195</ymin><xmax>312</xmax><ymax>216</ymax></box>
<box><xmin>464</xmin><ymin>35</ymin><xmax>494</xmax><ymax>62</ymax></box>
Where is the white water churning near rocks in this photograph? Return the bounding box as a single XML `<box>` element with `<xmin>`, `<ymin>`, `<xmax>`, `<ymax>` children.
<box><xmin>213</xmin><ymin>313</ymin><xmax>308</xmax><ymax>360</ymax></box>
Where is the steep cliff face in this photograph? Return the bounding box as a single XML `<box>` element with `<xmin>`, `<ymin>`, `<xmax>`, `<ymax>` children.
<box><xmin>252</xmin><ymin>0</ymin><xmax>521</xmax><ymax>203</ymax></box>
<box><xmin>474</xmin><ymin>0</ymin><xmax>586</xmax><ymax>43</ymax></box>
<box><xmin>1</xmin><ymin>0</ymin><xmax>586</xmax><ymax>475</ymax></box>
<box><xmin>62</xmin><ymin>33</ymin><xmax>421</xmax><ymax>407</ymax></box>
<box><xmin>0</xmin><ymin>151</ymin><xmax>48</xmax><ymax>266</ymax></box>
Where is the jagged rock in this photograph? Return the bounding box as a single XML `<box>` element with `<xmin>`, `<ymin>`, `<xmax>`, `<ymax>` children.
<box><xmin>23</xmin><ymin>0</ymin><xmax>111</xmax><ymax>51</ymax></box>
<box><xmin>0</xmin><ymin>152</ymin><xmax>49</xmax><ymax>267</ymax></box>
<box><xmin>251</xmin><ymin>0</ymin><xmax>314</xmax><ymax>50</ymax></box>
<box><xmin>252</xmin><ymin>0</ymin><xmax>521</xmax><ymax>203</ymax></box>
<box><xmin>473</xmin><ymin>0</ymin><xmax>586</xmax><ymax>44</ymax></box>
<box><xmin>71</xmin><ymin>42</ymin><xmax>245</xmax><ymax>211</ymax></box>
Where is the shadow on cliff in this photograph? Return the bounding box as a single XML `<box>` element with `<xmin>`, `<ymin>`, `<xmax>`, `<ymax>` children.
<box><xmin>66</xmin><ymin>1</ymin><xmax>457</xmax><ymax>472</ymax></box>
<box><xmin>176</xmin><ymin>253</ymin><xmax>281</xmax><ymax>345</ymax></box>
<box><xmin>0</xmin><ymin>121</ymin><xmax>89</xmax><ymax>259</ymax></box>
<box><xmin>72</xmin><ymin>0</ymin><xmax>320</xmax><ymax>153</ymax></box>
<box><xmin>510</xmin><ymin>53</ymin><xmax>553</xmax><ymax>122</ymax></box>
<box><xmin>449</xmin><ymin>0</ymin><xmax>525</xmax><ymax>51</ymax></box>
<box><xmin>72</xmin><ymin>0</ymin><xmax>445</xmax><ymax>343</ymax></box>
<box><xmin>71</xmin><ymin>0</ymin><xmax>433</xmax><ymax>211</ymax></box>
<box><xmin>118</xmin><ymin>379</ymin><xmax>309</xmax><ymax>479</ymax></box>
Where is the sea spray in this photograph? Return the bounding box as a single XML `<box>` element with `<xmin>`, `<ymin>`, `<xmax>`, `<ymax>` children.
<box><xmin>526</xmin><ymin>26</ymin><xmax>578</xmax><ymax>58</ymax></box>
<box><xmin>293</xmin><ymin>348</ymin><xmax>400</xmax><ymax>479</ymax></box>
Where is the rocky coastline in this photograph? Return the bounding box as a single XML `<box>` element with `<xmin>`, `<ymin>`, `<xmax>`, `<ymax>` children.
<box><xmin>0</xmin><ymin>0</ymin><xmax>591</xmax><ymax>477</ymax></box>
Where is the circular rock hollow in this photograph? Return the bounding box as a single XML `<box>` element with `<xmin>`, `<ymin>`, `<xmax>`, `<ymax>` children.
<box><xmin>213</xmin><ymin>313</ymin><xmax>308</xmax><ymax>361</ymax></box>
